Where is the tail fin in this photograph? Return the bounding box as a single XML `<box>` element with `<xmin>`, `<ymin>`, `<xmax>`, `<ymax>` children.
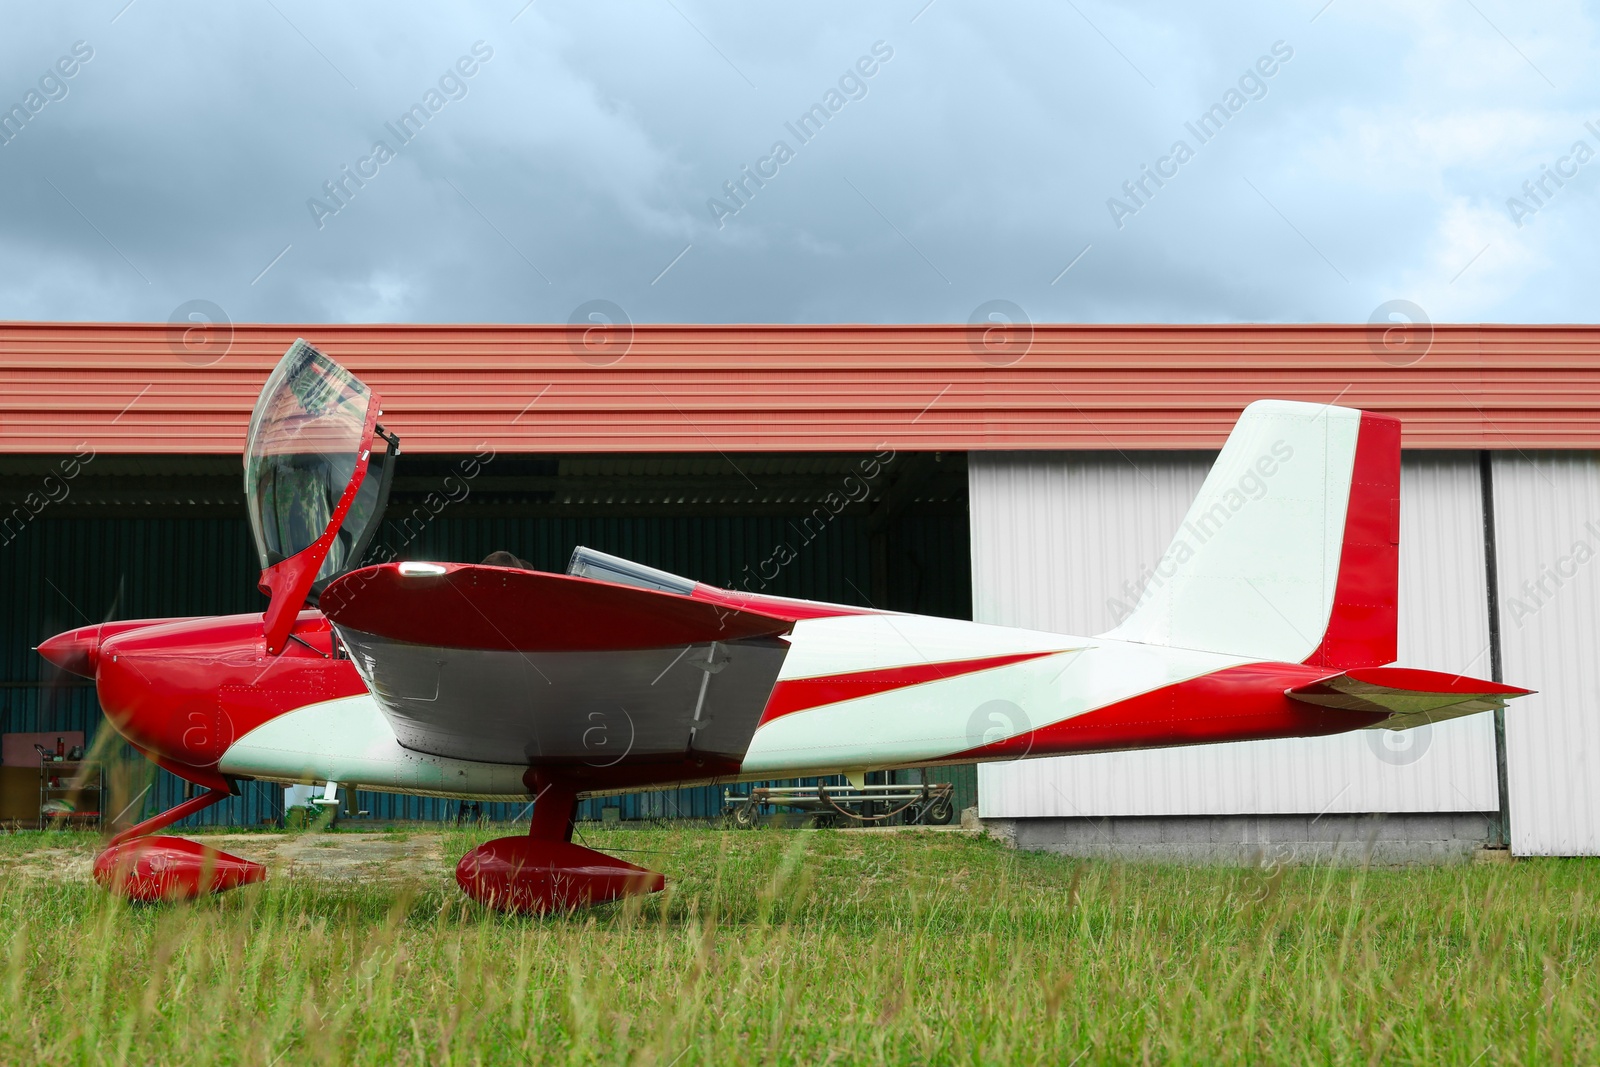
<box><xmin>1102</xmin><ymin>399</ymin><xmax>1401</xmax><ymax>668</ymax></box>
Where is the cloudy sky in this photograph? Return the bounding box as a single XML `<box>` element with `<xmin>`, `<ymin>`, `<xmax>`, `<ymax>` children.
<box><xmin>1</xmin><ymin>0</ymin><xmax>1596</xmax><ymax>327</ymax></box>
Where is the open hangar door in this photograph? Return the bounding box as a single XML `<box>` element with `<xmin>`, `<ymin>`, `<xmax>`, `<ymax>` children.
<box><xmin>0</xmin><ymin>450</ymin><xmax>972</xmax><ymax>830</ymax></box>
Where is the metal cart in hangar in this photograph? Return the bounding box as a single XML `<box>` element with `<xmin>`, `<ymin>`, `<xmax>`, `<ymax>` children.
<box><xmin>39</xmin><ymin>756</ymin><xmax>103</xmax><ymax>830</ymax></box>
<box><xmin>724</xmin><ymin>777</ymin><xmax>955</xmax><ymax>829</ymax></box>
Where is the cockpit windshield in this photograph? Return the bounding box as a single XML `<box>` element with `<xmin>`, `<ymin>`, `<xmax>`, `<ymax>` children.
<box><xmin>245</xmin><ymin>339</ymin><xmax>386</xmax><ymax>594</ymax></box>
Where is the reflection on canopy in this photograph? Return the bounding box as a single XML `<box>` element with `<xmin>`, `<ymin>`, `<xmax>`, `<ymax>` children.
<box><xmin>245</xmin><ymin>339</ymin><xmax>384</xmax><ymax>589</ymax></box>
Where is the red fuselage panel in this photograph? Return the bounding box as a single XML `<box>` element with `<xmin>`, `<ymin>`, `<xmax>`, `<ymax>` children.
<box><xmin>95</xmin><ymin>612</ymin><xmax>365</xmax><ymax>775</ymax></box>
<box><xmin>949</xmin><ymin>661</ymin><xmax>1376</xmax><ymax>762</ymax></box>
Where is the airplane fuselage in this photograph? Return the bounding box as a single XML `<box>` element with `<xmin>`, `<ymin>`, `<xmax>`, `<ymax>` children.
<box><xmin>52</xmin><ymin>605</ymin><xmax>1373</xmax><ymax>805</ymax></box>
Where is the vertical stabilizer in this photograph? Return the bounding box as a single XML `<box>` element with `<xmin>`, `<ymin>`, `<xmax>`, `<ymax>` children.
<box><xmin>1102</xmin><ymin>399</ymin><xmax>1400</xmax><ymax>667</ymax></box>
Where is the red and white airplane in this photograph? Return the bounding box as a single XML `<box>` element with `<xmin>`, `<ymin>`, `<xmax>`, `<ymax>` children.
<box><xmin>39</xmin><ymin>341</ymin><xmax>1530</xmax><ymax>913</ymax></box>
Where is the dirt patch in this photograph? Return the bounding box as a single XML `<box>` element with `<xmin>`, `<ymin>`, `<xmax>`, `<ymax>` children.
<box><xmin>2</xmin><ymin>832</ymin><xmax>456</xmax><ymax>889</ymax></box>
<box><xmin>8</xmin><ymin>846</ymin><xmax>97</xmax><ymax>884</ymax></box>
<box><xmin>263</xmin><ymin>832</ymin><xmax>449</xmax><ymax>885</ymax></box>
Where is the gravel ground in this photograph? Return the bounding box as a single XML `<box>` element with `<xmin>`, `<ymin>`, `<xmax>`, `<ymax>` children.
<box><xmin>3</xmin><ymin>830</ymin><xmax>452</xmax><ymax>888</ymax></box>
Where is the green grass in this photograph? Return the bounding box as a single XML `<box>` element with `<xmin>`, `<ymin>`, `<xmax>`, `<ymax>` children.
<box><xmin>1</xmin><ymin>826</ymin><xmax>1597</xmax><ymax>1064</ymax></box>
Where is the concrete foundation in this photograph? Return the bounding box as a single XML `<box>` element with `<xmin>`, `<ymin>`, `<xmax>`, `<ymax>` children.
<box><xmin>983</xmin><ymin>812</ymin><xmax>1498</xmax><ymax>866</ymax></box>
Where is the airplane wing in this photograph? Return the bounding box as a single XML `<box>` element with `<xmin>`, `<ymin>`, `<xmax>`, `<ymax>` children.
<box><xmin>319</xmin><ymin>562</ymin><xmax>796</xmax><ymax>771</ymax></box>
<box><xmin>1285</xmin><ymin>666</ymin><xmax>1532</xmax><ymax>730</ymax></box>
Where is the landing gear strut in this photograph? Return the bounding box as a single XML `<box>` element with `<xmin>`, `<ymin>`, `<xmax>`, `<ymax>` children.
<box><xmin>454</xmin><ymin>777</ymin><xmax>665</xmax><ymax>915</ymax></box>
<box><xmin>93</xmin><ymin>786</ymin><xmax>266</xmax><ymax>903</ymax></box>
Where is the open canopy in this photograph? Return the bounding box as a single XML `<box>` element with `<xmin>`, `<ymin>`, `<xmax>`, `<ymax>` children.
<box><xmin>246</xmin><ymin>339</ymin><xmax>395</xmax><ymax>652</ymax></box>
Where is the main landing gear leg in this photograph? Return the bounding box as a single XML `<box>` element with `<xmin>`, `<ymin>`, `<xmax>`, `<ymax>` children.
<box><xmin>454</xmin><ymin>775</ymin><xmax>666</xmax><ymax>915</ymax></box>
<box><xmin>94</xmin><ymin>786</ymin><xmax>266</xmax><ymax>903</ymax></box>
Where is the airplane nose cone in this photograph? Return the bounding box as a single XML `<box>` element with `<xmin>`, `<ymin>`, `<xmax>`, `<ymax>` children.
<box><xmin>37</xmin><ymin>625</ymin><xmax>103</xmax><ymax>678</ymax></box>
<box><xmin>37</xmin><ymin>620</ymin><xmax>182</xmax><ymax>680</ymax></box>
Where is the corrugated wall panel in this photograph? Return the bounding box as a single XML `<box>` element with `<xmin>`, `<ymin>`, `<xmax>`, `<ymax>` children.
<box><xmin>972</xmin><ymin>451</ymin><xmax>1498</xmax><ymax>817</ymax></box>
<box><xmin>1492</xmin><ymin>452</ymin><xmax>1600</xmax><ymax>855</ymax></box>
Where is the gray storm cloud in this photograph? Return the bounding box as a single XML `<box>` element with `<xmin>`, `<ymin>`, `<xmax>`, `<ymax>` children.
<box><xmin>0</xmin><ymin>0</ymin><xmax>1595</xmax><ymax>327</ymax></box>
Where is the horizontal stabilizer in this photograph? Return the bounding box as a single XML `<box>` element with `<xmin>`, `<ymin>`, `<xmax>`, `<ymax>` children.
<box><xmin>320</xmin><ymin>562</ymin><xmax>793</xmax><ymax>651</ymax></box>
<box><xmin>1286</xmin><ymin>666</ymin><xmax>1533</xmax><ymax>730</ymax></box>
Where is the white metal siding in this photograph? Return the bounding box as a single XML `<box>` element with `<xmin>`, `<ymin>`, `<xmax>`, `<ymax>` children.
<box><xmin>971</xmin><ymin>451</ymin><xmax>1499</xmax><ymax>818</ymax></box>
<box><xmin>1491</xmin><ymin>452</ymin><xmax>1600</xmax><ymax>855</ymax></box>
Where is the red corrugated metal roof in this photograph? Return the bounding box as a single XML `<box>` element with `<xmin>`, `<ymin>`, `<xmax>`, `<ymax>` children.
<box><xmin>2</xmin><ymin>321</ymin><xmax>1596</xmax><ymax>453</ymax></box>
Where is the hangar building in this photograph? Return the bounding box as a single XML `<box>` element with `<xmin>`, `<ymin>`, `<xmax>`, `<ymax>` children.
<box><xmin>2</xmin><ymin>321</ymin><xmax>1596</xmax><ymax>859</ymax></box>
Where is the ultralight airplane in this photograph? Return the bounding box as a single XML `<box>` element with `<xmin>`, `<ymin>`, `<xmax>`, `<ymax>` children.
<box><xmin>38</xmin><ymin>340</ymin><xmax>1531</xmax><ymax>913</ymax></box>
